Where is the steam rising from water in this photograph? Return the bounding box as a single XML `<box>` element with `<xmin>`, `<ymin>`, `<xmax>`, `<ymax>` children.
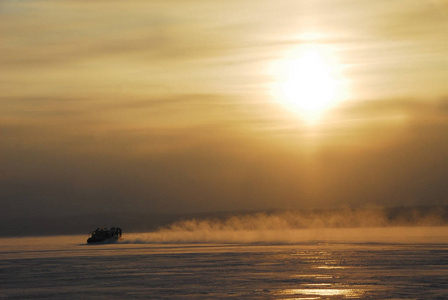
<box><xmin>120</xmin><ymin>208</ymin><xmax>448</xmax><ymax>244</ymax></box>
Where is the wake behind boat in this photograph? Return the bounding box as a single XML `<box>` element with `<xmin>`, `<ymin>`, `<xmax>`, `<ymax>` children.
<box><xmin>87</xmin><ymin>227</ymin><xmax>122</xmax><ymax>244</ymax></box>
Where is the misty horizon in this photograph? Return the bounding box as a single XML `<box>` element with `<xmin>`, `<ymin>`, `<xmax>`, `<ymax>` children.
<box><xmin>2</xmin><ymin>205</ymin><xmax>447</xmax><ymax>237</ymax></box>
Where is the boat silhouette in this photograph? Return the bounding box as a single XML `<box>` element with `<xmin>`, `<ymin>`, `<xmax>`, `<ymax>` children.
<box><xmin>87</xmin><ymin>227</ymin><xmax>122</xmax><ymax>243</ymax></box>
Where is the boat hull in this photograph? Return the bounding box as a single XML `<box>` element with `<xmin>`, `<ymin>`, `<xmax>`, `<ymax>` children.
<box><xmin>87</xmin><ymin>236</ymin><xmax>119</xmax><ymax>244</ymax></box>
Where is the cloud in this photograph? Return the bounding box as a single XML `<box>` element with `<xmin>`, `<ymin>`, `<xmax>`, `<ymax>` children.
<box><xmin>1</xmin><ymin>94</ymin><xmax>447</xmax><ymax>220</ymax></box>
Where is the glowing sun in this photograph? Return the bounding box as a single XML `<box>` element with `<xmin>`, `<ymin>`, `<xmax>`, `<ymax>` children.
<box><xmin>272</xmin><ymin>44</ymin><xmax>347</xmax><ymax>124</ymax></box>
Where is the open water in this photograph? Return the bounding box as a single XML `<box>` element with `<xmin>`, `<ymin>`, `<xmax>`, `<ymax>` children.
<box><xmin>1</xmin><ymin>227</ymin><xmax>447</xmax><ymax>299</ymax></box>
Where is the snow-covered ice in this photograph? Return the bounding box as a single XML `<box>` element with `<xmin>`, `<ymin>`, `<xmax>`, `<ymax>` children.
<box><xmin>1</xmin><ymin>227</ymin><xmax>447</xmax><ymax>299</ymax></box>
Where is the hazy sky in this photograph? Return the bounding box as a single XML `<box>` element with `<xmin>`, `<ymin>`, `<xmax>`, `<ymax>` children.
<box><xmin>1</xmin><ymin>0</ymin><xmax>447</xmax><ymax>218</ymax></box>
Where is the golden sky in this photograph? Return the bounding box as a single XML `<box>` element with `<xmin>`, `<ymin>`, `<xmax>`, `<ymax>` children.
<box><xmin>1</xmin><ymin>0</ymin><xmax>447</xmax><ymax>217</ymax></box>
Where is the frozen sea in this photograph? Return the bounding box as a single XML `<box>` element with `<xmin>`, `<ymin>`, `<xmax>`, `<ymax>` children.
<box><xmin>1</xmin><ymin>227</ymin><xmax>447</xmax><ymax>299</ymax></box>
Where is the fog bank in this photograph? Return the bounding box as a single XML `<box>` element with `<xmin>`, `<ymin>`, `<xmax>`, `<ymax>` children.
<box><xmin>121</xmin><ymin>206</ymin><xmax>448</xmax><ymax>244</ymax></box>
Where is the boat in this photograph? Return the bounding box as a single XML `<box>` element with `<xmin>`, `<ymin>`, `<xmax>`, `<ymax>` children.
<box><xmin>87</xmin><ymin>227</ymin><xmax>122</xmax><ymax>244</ymax></box>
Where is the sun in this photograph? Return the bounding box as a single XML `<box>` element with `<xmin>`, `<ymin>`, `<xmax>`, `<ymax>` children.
<box><xmin>272</xmin><ymin>44</ymin><xmax>347</xmax><ymax>124</ymax></box>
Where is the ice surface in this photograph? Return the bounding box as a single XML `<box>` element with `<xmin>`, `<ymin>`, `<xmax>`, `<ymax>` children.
<box><xmin>1</xmin><ymin>227</ymin><xmax>447</xmax><ymax>299</ymax></box>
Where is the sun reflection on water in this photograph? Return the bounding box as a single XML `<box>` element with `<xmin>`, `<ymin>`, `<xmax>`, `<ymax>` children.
<box><xmin>293</xmin><ymin>274</ymin><xmax>333</xmax><ymax>280</ymax></box>
<box><xmin>316</xmin><ymin>265</ymin><xmax>346</xmax><ymax>269</ymax></box>
<box><xmin>279</xmin><ymin>288</ymin><xmax>363</xmax><ymax>299</ymax></box>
